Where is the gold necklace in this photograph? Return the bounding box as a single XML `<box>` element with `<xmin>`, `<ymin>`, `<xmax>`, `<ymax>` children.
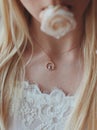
<box><xmin>32</xmin><ymin>35</ymin><xmax>81</xmax><ymax>71</ymax></box>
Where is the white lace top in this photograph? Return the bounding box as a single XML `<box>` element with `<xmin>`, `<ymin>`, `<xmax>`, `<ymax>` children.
<box><xmin>9</xmin><ymin>81</ymin><xmax>76</xmax><ymax>130</ymax></box>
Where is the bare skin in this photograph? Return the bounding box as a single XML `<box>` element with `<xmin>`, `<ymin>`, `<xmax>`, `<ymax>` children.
<box><xmin>24</xmin><ymin>44</ymin><xmax>84</xmax><ymax>95</ymax></box>
<box><xmin>20</xmin><ymin>0</ymin><xmax>90</xmax><ymax>95</ymax></box>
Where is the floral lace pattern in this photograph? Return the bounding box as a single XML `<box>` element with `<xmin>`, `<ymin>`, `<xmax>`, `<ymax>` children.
<box><xmin>11</xmin><ymin>81</ymin><xmax>76</xmax><ymax>130</ymax></box>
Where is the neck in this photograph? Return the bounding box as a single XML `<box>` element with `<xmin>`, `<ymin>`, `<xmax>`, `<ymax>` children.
<box><xmin>30</xmin><ymin>17</ymin><xmax>84</xmax><ymax>59</ymax></box>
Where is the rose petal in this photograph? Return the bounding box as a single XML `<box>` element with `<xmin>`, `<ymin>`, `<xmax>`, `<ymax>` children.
<box><xmin>39</xmin><ymin>5</ymin><xmax>77</xmax><ymax>39</ymax></box>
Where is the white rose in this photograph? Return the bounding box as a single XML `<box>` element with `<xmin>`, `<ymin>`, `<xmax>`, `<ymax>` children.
<box><xmin>39</xmin><ymin>5</ymin><xmax>77</xmax><ymax>39</ymax></box>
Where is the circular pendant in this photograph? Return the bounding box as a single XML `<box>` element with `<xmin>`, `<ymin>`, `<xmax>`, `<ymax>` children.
<box><xmin>46</xmin><ymin>61</ymin><xmax>56</xmax><ymax>71</ymax></box>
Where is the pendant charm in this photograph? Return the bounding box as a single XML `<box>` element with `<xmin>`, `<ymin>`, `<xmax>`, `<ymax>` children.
<box><xmin>46</xmin><ymin>61</ymin><xmax>56</xmax><ymax>71</ymax></box>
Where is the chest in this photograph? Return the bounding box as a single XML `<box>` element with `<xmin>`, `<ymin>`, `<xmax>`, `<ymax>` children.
<box><xmin>25</xmin><ymin>54</ymin><xmax>82</xmax><ymax>95</ymax></box>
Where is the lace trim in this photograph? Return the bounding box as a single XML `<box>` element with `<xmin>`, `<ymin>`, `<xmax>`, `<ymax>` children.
<box><xmin>10</xmin><ymin>81</ymin><xmax>76</xmax><ymax>130</ymax></box>
<box><xmin>25</xmin><ymin>81</ymin><xmax>75</xmax><ymax>94</ymax></box>
<box><xmin>19</xmin><ymin>81</ymin><xmax>75</xmax><ymax>129</ymax></box>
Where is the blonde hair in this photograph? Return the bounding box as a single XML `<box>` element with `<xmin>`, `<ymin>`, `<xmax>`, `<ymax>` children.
<box><xmin>0</xmin><ymin>0</ymin><xmax>97</xmax><ymax>130</ymax></box>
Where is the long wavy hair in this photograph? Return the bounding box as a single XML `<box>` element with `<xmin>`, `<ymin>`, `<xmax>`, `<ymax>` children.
<box><xmin>0</xmin><ymin>0</ymin><xmax>97</xmax><ymax>130</ymax></box>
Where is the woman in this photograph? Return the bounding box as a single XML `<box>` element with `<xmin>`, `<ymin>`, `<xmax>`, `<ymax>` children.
<box><xmin>0</xmin><ymin>0</ymin><xmax>97</xmax><ymax>130</ymax></box>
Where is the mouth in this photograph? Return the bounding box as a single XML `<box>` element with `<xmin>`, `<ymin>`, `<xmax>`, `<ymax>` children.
<box><xmin>41</xmin><ymin>4</ymin><xmax>73</xmax><ymax>12</ymax></box>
